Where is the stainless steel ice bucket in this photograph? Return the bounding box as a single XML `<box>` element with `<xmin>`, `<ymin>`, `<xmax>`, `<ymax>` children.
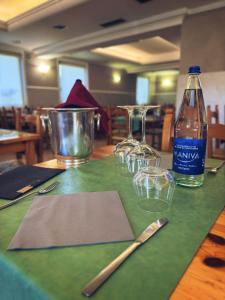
<box><xmin>42</xmin><ymin>108</ymin><xmax>97</xmax><ymax>165</ymax></box>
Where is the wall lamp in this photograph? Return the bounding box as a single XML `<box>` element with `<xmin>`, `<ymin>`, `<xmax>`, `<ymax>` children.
<box><xmin>161</xmin><ymin>78</ymin><xmax>173</xmax><ymax>88</ymax></box>
<box><xmin>37</xmin><ymin>63</ymin><xmax>50</xmax><ymax>74</ymax></box>
<box><xmin>112</xmin><ymin>72</ymin><xmax>121</xmax><ymax>84</ymax></box>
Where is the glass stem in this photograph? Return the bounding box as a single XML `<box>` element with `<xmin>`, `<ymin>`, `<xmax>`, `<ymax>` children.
<box><xmin>141</xmin><ymin>110</ymin><xmax>147</xmax><ymax>144</ymax></box>
<box><xmin>127</xmin><ymin>109</ymin><xmax>134</xmax><ymax>139</ymax></box>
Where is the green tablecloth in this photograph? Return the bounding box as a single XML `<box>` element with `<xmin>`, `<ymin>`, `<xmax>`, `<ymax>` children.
<box><xmin>0</xmin><ymin>157</ymin><xmax>224</xmax><ymax>300</ymax></box>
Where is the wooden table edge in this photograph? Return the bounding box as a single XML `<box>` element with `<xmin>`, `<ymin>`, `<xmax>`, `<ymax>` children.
<box><xmin>0</xmin><ymin>132</ymin><xmax>40</xmax><ymax>144</ymax></box>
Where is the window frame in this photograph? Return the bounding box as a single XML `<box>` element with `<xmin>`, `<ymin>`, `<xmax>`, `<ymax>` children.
<box><xmin>0</xmin><ymin>50</ymin><xmax>27</xmax><ymax>107</ymax></box>
<box><xmin>57</xmin><ymin>58</ymin><xmax>89</xmax><ymax>102</ymax></box>
<box><xmin>136</xmin><ymin>76</ymin><xmax>150</xmax><ymax>105</ymax></box>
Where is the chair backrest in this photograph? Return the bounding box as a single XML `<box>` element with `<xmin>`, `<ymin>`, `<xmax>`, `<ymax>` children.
<box><xmin>106</xmin><ymin>106</ymin><xmax>129</xmax><ymax>145</ymax></box>
<box><xmin>1</xmin><ymin>106</ymin><xmax>16</xmax><ymax>129</ymax></box>
<box><xmin>207</xmin><ymin>105</ymin><xmax>219</xmax><ymax>125</ymax></box>
<box><xmin>15</xmin><ymin>108</ymin><xmax>43</xmax><ymax>135</ymax></box>
<box><xmin>207</xmin><ymin>123</ymin><xmax>225</xmax><ymax>159</ymax></box>
<box><xmin>0</xmin><ymin>108</ymin><xmax>2</xmax><ymax>128</ymax></box>
<box><xmin>163</xmin><ymin>107</ymin><xmax>175</xmax><ymax>115</ymax></box>
<box><xmin>15</xmin><ymin>108</ymin><xmax>44</xmax><ymax>162</ymax></box>
<box><xmin>161</xmin><ymin>109</ymin><xmax>175</xmax><ymax>152</ymax></box>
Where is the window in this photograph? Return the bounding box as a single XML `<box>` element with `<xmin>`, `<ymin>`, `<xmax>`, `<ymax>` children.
<box><xmin>136</xmin><ymin>76</ymin><xmax>149</xmax><ymax>105</ymax></box>
<box><xmin>0</xmin><ymin>53</ymin><xmax>23</xmax><ymax>107</ymax></box>
<box><xmin>59</xmin><ymin>63</ymin><xmax>88</xmax><ymax>102</ymax></box>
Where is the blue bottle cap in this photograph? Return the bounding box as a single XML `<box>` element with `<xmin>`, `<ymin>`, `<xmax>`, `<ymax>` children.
<box><xmin>188</xmin><ymin>66</ymin><xmax>201</xmax><ymax>74</ymax></box>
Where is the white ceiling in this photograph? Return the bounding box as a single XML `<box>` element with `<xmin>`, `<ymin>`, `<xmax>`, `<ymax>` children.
<box><xmin>92</xmin><ymin>36</ymin><xmax>180</xmax><ymax>65</ymax></box>
<box><xmin>0</xmin><ymin>0</ymin><xmax>224</xmax><ymax>71</ymax></box>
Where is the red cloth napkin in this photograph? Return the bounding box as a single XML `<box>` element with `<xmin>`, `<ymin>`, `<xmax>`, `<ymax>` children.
<box><xmin>56</xmin><ymin>80</ymin><xmax>108</xmax><ymax>134</ymax></box>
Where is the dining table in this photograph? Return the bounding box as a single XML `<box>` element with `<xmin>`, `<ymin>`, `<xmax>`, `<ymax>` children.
<box><xmin>0</xmin><ymin>129</ymin><xmax>41</xmax><ymax>165</ymax></box>
<box><xmin>0</xmin><ymin>145</ymin><xmax>224</xmax><ymax>300</ymax></box>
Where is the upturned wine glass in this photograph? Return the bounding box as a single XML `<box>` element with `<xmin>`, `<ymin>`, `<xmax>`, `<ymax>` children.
<box><xmin>114</xmin><ymin>105</ymin><xmax>140</xmax><ymax>175</ymax></box>
<box><xmin>127</xmin><ymin>105</ymin><xmax>161</xmax><ymax>175</ymax></box>
<box><xmin>133</xmin><ymin>166</ymin><xmax>175</xmax><ymax>212</ymax></box>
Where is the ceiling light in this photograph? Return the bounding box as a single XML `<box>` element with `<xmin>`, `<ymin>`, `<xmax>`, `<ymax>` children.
<box><xmin>53</xmin><ymin>24</ymin><xmax>67</xmax><ymax>30</ymax></box>
<box><xmin>37</xmin><ymin>64</ymin><xmax>50</xmax><ymax>74</ymax></box>
<box><xmin>12</xmin><ymin>40</ymin><xmax>21</xmax><ymax>44</ymax></box>
<box><xmin>136</xmin><ymin>0</ymin><xmax>152</xmax><ymax>3</ymax></box>
<box><xmin>100</xmin><ymin>18</ymin><xmax>126</xmax><ymax>28</ymax></box>
<box><xmin>136</xmin><ymin>0</ymin><xmax>152</xmax><ymax>4</ymax></box>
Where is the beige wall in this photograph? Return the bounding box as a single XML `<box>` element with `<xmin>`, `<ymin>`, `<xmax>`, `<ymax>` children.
<box><xmin>25</xmin><ymin>58</ymin><xmax>136</xmax><ymax>108</ymax></box>
<box><xmin>25</xmin><ymin>56</ymin><xmax>60</xmax><ymax>107</ymax></box>
<box><xmin>176</xmin><ymin>71</ymin><xmax>225</xmax><ymax>122</ymax></box>
<box><xmin>88</xmin><ymin>63</ymin><xmax>136</xmax><ymax>106</ymax></box>
<box><xmin>26</xmin><ymin>57</ymin><xmax>58</xmax><ymax>87</ymax></box>
<box><xmin>148</xmin><ymin>72</ymin><xmax>178</xmax><ymax>105</ymax></box>
<box><xmin>180</xmin><ymin>8</ymin><xmax>225</xmax><ymax>74</ymax></box>
<box><xmin>177</xmin><ymin>8</ymin><xmax>225</xmax><ymax>121</ymax></box>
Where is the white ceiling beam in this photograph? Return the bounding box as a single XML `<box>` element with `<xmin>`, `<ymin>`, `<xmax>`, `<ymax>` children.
<box><xmin>126</xmin><ymin>61</ymin><xmax>180</xmax><ymax>74</ymax></box>
<box><xmin>33</xmin><ymin>0</ymin><xmax>225</xmax><ymax>57</ymax></box>
<box><xmin>188</xmin><ymin>0</ymin><xmax>225</xmax><ymax>15</ymax></box>
<box><xmin>34</xmin><ymin>8</ymin><xmax>187</xmax><ymax>57</ymax></box>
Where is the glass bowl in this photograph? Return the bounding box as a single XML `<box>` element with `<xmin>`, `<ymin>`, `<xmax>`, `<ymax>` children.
<box><xmin>133</xmin><ymin>166</ymin><xmax>175</xmax><ymax>212</ymax></box>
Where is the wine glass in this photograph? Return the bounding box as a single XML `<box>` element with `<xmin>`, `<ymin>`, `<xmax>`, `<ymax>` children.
<box><xmin>127</xmin><ymin>105</ymin><xmax>161</xmax><ymax>175</ymax></box>
<box><xmin>114</xmin><ymin>106</ymin><xmax>140</xmax><ymax>175</ymax></box>
<box><xmin>133</xmin><ymin>166</ymin><xmax>175</xmax><ymax>212</ymax></box>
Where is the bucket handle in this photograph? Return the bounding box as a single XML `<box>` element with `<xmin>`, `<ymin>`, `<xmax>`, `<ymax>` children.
<box><xmin>95</xmin><ymin>113</ymin><xmax>101</xmax><ymax>131</ymax></box>
<box><xmin>40</xmin><ymin>114</ymin><xmax>52</xmax><ymax>136</ymax></box>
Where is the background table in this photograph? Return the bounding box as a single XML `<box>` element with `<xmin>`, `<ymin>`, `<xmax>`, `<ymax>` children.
<box><xmin>0</xmin><ymin>129</ymin><xmax>40</xmax><ymax>164</ymax></box>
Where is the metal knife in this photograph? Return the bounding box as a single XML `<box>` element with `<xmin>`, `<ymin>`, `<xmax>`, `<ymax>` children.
<box><xmin>82</xmin><ymin>217</ymin><xmax>169</xmax><ymax>297</ymax></box>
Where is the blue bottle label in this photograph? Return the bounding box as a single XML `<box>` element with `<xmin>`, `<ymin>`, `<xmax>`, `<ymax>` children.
<box><xmin>172</xmin><ymin>138</ymin><xmax>206</xmax><ymax>175</ymax></box>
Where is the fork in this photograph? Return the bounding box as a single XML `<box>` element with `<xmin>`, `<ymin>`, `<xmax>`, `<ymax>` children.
<box><xmin>0</xmin><ymin>181</ymin><xmax>59</xmax><ymax>211</ymax></box>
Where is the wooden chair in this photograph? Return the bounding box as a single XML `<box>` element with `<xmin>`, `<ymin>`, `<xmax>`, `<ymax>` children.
<box><xmin>207</xmin><ymin>123</ymin><xmax>225</xmax><ymax>159</ymax></box>
<box><xmin>207</xmin><ymin>105</ymin><xmax>219</xmax><ymax>125</ymax></box>
<box><xmin>2</xmin><ymin>106</ymin><xmax>16</xmax><ymax>129</ymax></box>
<box><xmin>16</xmin><ymin>109</ymin><xmax>42</xmax><ymax>133</ymax></box>
<box><xmin>161</xmin><ymin>108</ymin><xmax>175</xmax><ymax>152</ymax></box>
<box><xmin>15</xmin><ymin>108</ymin><xmax>44</xmax><ymax>162</ymax></box>
<box><xmin>106</xmin><ymin>106</ymin><xmax>129</xmax><ymax>145</ymax></box>
<box><xmin>145</xmin><ymin>109</ymin><xmax>163</xmax><ymax>150</ymax></box>
<box><xmin>151</xmin><ymin>107</ymin><xmax>175</xmax><ymax>150</ymax></box>
<box><xmin>0</xmin><ymin>108</ymin><xmax>3</xmax><ymax>128</ymax></box>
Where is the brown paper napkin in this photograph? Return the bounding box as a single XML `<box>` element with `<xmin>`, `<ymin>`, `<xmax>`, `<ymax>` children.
<box><xmin>8</xmin><ymin>191</ymin><xmax>134</xmax><ymax>250</ymax></box>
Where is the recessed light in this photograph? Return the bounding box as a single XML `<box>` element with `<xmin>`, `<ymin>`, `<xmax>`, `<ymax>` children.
<box><xmin>136</xmin><ymin>0</ymin><xmax>152</xmax><ymax>3</ymax></box>
<box><xmin>12</xmin><ymin>40</ymin><xmax>21</xmax><ymax>44</ymax></box>
<box><xmin>100</xmin><ymin>18</ymin><xmax>126</xmax><ymax>28</ymax></box>
<box><xmin>53</xmin><ymin>24</ymin><xmax>67</xmax><ymax>30</ymax></box>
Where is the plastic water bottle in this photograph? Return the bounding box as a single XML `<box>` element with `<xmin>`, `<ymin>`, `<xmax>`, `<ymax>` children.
<box><xmin>172</xmin><ymin>66</ymin><xmax>207</xmax><ymax>187</ymax></box>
